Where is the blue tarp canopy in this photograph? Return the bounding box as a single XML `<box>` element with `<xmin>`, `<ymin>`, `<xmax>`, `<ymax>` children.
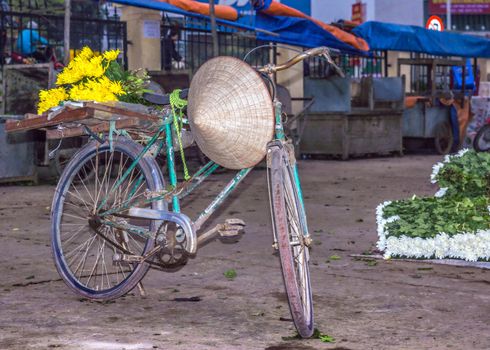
<box><xmin>111</xmin><ymin>0</ymin><xmax>366</xmax><ymax>54</ymax></box>
<box><xmin>353</xmin><ymin>21</ymin><xmax>490</xmax><ymax>58</ymax></box>
<box><xmin>110</xmin><ymin>0</ymin><xmax>257</xmax><ymax>31</ymax></box>
<box><xmin>256</xmin><ymin>13</ymin><xmax>366</xmax><ymax>55</ymax></box>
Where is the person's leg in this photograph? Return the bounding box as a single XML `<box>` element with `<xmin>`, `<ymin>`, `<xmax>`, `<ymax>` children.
<box><xmin>163</xmin><ymin>38</ymin><xmax>172</xmax><ymax>71</ymax></box>
<box><xmin>450</xmin><ymin>105</ymin><xmax>460</xmax><ymax>152</ymax></box>
<box><xmin>0</xmin><ymin>30</ymin><xmax>6</xmax><ymax>64</ymax></box>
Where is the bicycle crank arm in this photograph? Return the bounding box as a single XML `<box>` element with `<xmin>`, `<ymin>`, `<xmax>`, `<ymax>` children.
<box><xmin>128</xmin><ymin>207</ymin><xmax>197</xmax><ymax>254</ymax></box>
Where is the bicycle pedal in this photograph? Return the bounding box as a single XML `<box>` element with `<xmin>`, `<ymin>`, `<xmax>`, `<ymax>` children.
<box><xmin>225</xmin><ymin>218</ymin><xmax>245</xmax><ymax>226</ymax></box>
<box><xmin>218</xmin><ymin>218</ymin><xmax>245</xmax><ymax>238</ymax></box>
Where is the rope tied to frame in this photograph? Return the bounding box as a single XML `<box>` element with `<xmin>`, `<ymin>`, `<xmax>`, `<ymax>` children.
<box><xmin>170</xmin><ymin>89</ymin><xmax>190</xmax><ymax>181</ymax></box>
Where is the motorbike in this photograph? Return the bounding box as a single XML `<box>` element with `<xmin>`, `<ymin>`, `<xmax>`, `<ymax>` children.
<box><xmin>473</xmin><ymin>118</ymin><xmax>490</xmax><ymax>152</ymax></box>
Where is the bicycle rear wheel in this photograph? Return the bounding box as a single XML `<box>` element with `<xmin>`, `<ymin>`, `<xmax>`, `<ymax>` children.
<box><xmin>267</xmin><ymin>142</ymin><xmax>314</xmax><ymax>338</ymax></box>
<box><xmin>51</xmin><ymin>137</ymin><xmax>166</xmax><ymax>300</ymax></box>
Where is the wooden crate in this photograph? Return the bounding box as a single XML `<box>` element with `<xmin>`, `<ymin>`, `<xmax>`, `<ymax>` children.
<box><xmin>5</xmin><ymin>102</ymin><xmax>163</xmax><ymax>140</ymax></box>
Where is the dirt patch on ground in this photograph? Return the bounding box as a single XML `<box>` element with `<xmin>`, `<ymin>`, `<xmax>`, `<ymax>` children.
<box><xmin>0</xmin><ymin>155</ymin><xmax>488</xmax><ymax>349</ymax></box>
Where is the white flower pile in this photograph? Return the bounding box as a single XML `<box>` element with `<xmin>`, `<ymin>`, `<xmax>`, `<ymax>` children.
<box><xmin>430</xmin><ymin>148</ymin><xmax>469</xmax><ymax>184</ymax></box>
<box><xmin>434</xmin><ymin>187</ymin><xmax>448</xmax><ymax>198</ymax></box>
<box><xmin>376</xmin><ymin>149</ymin><xmax>490</xmax><ymax>262</ymax></box>
<box><xmin>376</xmin><ymin>201</ymin><xmax>394</xmax><ymax>251</ymax></box>
<box><xmin>378</xmin><ymin>229</ymin><xmax>490</xmax><ymax>262</ymax></box>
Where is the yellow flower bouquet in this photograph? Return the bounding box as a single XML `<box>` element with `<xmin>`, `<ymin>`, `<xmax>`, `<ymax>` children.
<box><xmin>37</xmin><ymin>47</ymin><xmax>150</xmax><ymax>114</ymax></box>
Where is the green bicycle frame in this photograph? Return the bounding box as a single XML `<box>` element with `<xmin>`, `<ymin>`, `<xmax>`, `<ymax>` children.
<box><xmin>97</xmin><ymin>97</ymin><xmax>308</xmax><ymax>240</ymax></box>
<box><xmin>273</xmin><ymin>100</ymin><xmax>309</xmax><ymax>236</ymax></box>
<box><xmin>97</xmin><ymin>112</ymin><xmax>252</xmax><ymax>239</ymax></box>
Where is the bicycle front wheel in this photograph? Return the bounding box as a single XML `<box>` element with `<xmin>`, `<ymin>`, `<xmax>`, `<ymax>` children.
<box><xmin>267</xmin><ymin>143</ymin><xmax>314</xmax><ymax>338</ymax></box>
<box><xmin>51</xmin><ymin>137</ymin><xmax>166</xmax><ymax>300</ymax></box>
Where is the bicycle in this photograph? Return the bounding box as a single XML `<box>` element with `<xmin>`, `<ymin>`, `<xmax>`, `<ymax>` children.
<box><xmin>50</xmin><ymin>46</ymin><xmax>341</xmax><ymax>338</ymax></box>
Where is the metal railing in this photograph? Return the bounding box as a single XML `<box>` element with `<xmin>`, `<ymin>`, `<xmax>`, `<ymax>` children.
<box><xmin>160</xmin><ymin>18</ymin><xmax>272</xmax><ymax>74</ymax></box>
<box><xmin>305</xmin><ymin>50</ymin><xmax>387</xmax><ymax>79</ymax></box>
<box><xmin>407</xmin><ymin>52</ymin><xmax>459</xmax><ymax>95</ymax></box>
<box><xmin>0</xmin><ymin>11</ymin><xmax>127</xmax><ymax>68</ymax></box>
<box><xmin>160</xmin><ymin>17</ymin><xmax>387</xmax><ymax>81</ymax></box>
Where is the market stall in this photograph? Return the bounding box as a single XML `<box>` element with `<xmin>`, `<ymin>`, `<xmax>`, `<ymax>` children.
<box><xmin>298</xmin><ymin>75</ymin><xmax>404</xmax><ymax>159</ymax></box>
<box><xmin>398</xmin><ymin>57</ymin><xmax>468</xmax><ymax>154</ymax></box>
<box><xmin>354</xmin><ymin>21</ymin><xmax>490</xmax><ymax>154</ymax></box>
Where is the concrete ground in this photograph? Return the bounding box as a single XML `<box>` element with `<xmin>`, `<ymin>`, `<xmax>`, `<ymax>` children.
<box><xmin>0</xmin><ymin>155</ymin><xmax>488</xmax><ymax>350</ymax></box>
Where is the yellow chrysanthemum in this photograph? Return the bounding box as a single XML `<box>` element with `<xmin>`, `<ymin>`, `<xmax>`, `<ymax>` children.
<box><xmin>86</xmin><ymin>55</ymin><xmax>105</xmax><ymax>78</ymax></box>
<box><xmin>102</xmin><ymin>49</ymin><xmax>120</xmax><ymax>62</ymax></box>
<box><xmin>56</xmin><ymin>59</ymin><xmax>88</xmax><ymax>85</ymax></box>
<box><xmin>109</xmin><ymin>80</ymin><xmax>126</xmax><ymax>95</ymax></box>
<box><xmin>37</xmin><ymin>87</ymin><xmax>68</xmax><ymax>114</ymax></box>
<box><xmin>56</xmin><ymin>47</ymin><xmax>106</xmax><ymax>85</ymax></box>
<box><xmin>77</xmin><ymin>46</ymin><xmax>94</xmax><ymax>60</ymax></box>
<box><xmin>68</xmin><ymin>76</ymin><xmax>124</xmax><ymax>103</ymax></box>
<box><xmin>97</xmin><ymin>76</ymin><xmax>126</xmax><ymax>96</ymax></box>
<box><xmin>44</xmin><ymin>47</ymin><xmax>128</xmax><ymax>107</ymax></box>
<box><xmin>56</xmin><ymin>64</ymin><xmax>85</xmax><ymax>85</ymax></box>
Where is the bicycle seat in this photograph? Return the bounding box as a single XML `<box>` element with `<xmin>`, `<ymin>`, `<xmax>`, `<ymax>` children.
<box><xmin>143</xmin><ymin>89</ymin><xmax>189</xmax><ymax>105</ymax></box>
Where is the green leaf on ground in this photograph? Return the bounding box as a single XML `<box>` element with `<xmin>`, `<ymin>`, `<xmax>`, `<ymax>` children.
<box><xmin>282</xmin><ymin>329</ymin><xmax>335</xmax><ymax>343</ymax></box>
<box><xmin>223</xmin><ymin>269</ymin><xmax>237</xmax><ymax>280</ymax></box>
<box><xmin>329</xmin><ymin>255</ymin><xmax>341</xmax><ymax>261</ymax></box>
<box><xmin>313</xmin><ymin>328</ymin><xmax>335</xmax><ymax>343</ymax></box>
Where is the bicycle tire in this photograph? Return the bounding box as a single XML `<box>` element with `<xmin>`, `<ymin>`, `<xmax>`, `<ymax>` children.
<box><xmin>473</xmin><ymin>124</ymin><xmax>490</xmax><ymax>152</ymax></box>
<box><xmin>268</xmin><ymin>144</ymin><xmax>314</xmax><ymax>338</ymax></box>
<box><xmin>434</xmin><ymin>121</ymin><xmax>453</xmax><ymax>155</ymax></box>
<box><xmin>51</xmin><ymin>137</ymin><xmax>166</xmax><ymax>300</ymax></box>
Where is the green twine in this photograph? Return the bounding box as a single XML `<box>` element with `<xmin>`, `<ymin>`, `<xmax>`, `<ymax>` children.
<box><xmin>170</xmin><ymin>89</ymin><xmax>190</xmax><ymax>181</ymax></box>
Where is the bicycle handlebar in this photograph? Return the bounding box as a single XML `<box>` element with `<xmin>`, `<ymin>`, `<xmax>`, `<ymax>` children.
<box><xmin>257</xmin><ymin>46</ymin><xmax>344</xmax><ymax>77</ymax></box>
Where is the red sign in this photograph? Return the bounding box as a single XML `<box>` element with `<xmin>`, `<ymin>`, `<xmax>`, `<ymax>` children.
<box><xmin>351</xmin><ymin>1</ymin><xmax>366</xmax><ymax>24</ymax></box>
<box><xmin>429</xmin><ymin>0</ymin><xmax>490</xmax><ymax>15</ymax></box>
<box><xmin>426</xmin><ymin>15</ymin><xmax>445</xmax><ymax>31</ymax></box>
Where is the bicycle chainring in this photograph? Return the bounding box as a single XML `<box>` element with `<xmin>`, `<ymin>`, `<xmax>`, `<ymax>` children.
<box><xmin>154</xmin><ymin>222</ymin><xmax>189</xmax><ymax>269</ymax></box>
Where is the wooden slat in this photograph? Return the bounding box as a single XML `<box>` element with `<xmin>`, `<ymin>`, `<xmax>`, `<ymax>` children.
<box><xmin>5</xmin><ymin>107</ymin><xmax>93</xmax><ymax>133</ymax></box>
<box><xmin>84</xmin><ymin>102</ymin><xmax>161</xmax><ymax>122</ymax></box>
<box><xmin>5</xmin><ymin>102</ymin><xmax>162</xmax><ymax>135</ymax></box>
<box><xmin>45</xmin><ymin>117</ymin><xmax>151</xmax><ymax>139</ymax></box>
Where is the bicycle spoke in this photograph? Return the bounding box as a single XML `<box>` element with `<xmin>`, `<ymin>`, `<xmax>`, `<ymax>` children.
<box><xmin>75</xmin><ymin>170</ymin><xmax>96</xmax><ymax>207</ymax></box>
<box><xmin>72</xmin><ymin>233</ymin><xmax>98</xmax><ymax>280</ymax></box>
<box><xmin>127</xmin><ymin>231</ymin><xmax>144</xmax><ymax>252</ymax></box>
<box><xmin>67</xmin><ymin>184</ymin><xmax>92</xmax><ymax>213</ymax></box>
<box><xmin>95</xmin><ymin>150</ymin><xmax>115</xmax><ymax>210</ymax></box>
<box><xmin>61</xmin><ymin>224</ymin><xmax>86</xmax><ymax>245</ymax></box>
<box><xmin>66</xmin><ymin>234</ymin><xmax>97</xmax><ymax>269</ymax></box>
<box><xmin>62</xmin><ymin>212</ymin><xmax>86</xmax><ymax>221</ymax></box>
<box><xmin>86</xmin><ymin>237</ymin><xmax>106</xmax><ymax>288</ymax></box>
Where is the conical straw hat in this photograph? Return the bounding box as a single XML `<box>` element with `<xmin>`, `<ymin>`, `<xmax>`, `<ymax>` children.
<box><xmin>188</xmin><ymin>56</ymin><xmax>274</xmax><ymax>169</ymax></box>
